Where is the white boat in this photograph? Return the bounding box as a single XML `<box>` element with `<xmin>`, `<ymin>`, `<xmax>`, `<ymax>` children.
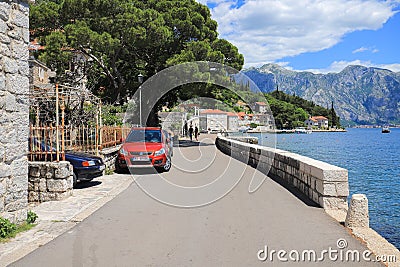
<box><xmin>382</xmin><ymin>126</ymin><xmax>390</xmax><ymax>133</ymax></box>
<box><xmin>294</xmin><ymin>127</ymin><xmax>312</xmax><ymax>134</ymax></box>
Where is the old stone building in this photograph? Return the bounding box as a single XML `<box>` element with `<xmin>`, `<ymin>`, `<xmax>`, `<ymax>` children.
<box><xmin>0</xmin><ymin>0</ymin><xmax>32</xmax><ymax>222</ymax></box>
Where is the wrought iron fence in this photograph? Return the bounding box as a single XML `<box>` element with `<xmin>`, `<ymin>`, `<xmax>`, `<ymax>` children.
<box><xmin>29</xmin><ymin>124</ymin><xmax>131</xmax><ymax>162</ymax></box>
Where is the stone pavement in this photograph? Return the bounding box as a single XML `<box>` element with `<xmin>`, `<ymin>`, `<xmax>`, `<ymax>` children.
<box><xmin>0</xmin><ymin>173</ymin><xmax>133</xmax><ymax>267</ymax></box>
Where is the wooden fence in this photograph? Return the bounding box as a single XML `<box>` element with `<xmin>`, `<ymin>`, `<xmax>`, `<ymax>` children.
<box><xmin>29</xmin><ymin>124</ymin><xmax>131</xmax><ymax>162</ymax></box>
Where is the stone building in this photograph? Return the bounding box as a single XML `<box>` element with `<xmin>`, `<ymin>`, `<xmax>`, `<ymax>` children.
<box><xmin>0</xmin><ymin>0</ymin><xmax>32</xmax><ymax>222</ymax></box>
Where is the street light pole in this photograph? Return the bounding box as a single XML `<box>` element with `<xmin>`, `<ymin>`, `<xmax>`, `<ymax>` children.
<box><xmin>138</xmin><ymin>73</ymin><xmax>144</xmax><ymax>126</ymax></box>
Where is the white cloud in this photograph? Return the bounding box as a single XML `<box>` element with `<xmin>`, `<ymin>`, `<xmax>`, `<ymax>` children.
<box><xmin>299</xmin><ymin>60</ymin><xmax>400</xmax><ymax>73</ymax></box>
<box><xmin>202</xmin><ymin>0</ymin><xmax>396</xmax><ymax>66</ymax></box>
<box><xmin>352</xmin><ymin>46</ymin><xmax>380</xmax><ymax>53</ymax></box>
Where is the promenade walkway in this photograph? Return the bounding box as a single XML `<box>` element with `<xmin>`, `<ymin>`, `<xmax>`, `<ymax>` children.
<box><xmin>11</xmin><ymin>135</ymin><xmax>382</xmax><ymax>266</ymax></box>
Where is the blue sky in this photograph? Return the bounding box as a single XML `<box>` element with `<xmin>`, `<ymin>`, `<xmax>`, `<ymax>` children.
<box><xmin>197</xmin><ymin>0</ymin><xmax>400</xmax><ymax>73</ymax></box>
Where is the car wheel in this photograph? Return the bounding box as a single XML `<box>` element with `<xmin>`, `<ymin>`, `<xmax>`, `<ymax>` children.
<box><xmin>115</xmin><ymin>161</ymin><xmax>122</xmax><ymax>173</ymax></box>
<box><xmin>73</xmin><ymin>172</ymin><xmax>77</xmax><ymax>188</ymax></box>
<box><xmin>163</xmin><ymin>157</ymin><xmax>171</xmax><ymax>172</ymax></box>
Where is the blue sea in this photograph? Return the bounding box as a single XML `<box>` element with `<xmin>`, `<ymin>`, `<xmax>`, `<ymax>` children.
<box><xmin>250</xmin><ymin>128</ymin><xmax>400</xmax><ymax>249</ymax></box>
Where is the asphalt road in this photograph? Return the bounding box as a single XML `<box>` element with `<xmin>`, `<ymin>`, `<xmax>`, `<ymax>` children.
<box><xmin>12</xmin><ymin>135</ymin><xmax>382</xmax><ymax>266</ymax></box>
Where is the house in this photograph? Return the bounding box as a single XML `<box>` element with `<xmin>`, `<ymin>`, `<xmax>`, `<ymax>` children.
<box><xmin>254</xmin><ymin>102</ymin><xmax>267</xmax><ymax>113</ymax></box>
<box><xmin>305</xmin><ymin>116</ymin><xmax>329</xmax><ymax>129</ymax></box>
<box><xmin>29</xmin><ymin>58</ymin><xmax>56</xmax><ymax>91</ymax></box>
<box><xmin>227</xmin><ymin>112</ymin><xmax>239</xmax><ymax>132</ymax></box>
<box><xmin>198</xmin><ymin>109</ymin><xmax>239</xmax><ymax>132</ymax></box>
<box><xmin>200</xmin><ymin>109</ymin><xmax>228</xmax><ymax>131</ymax></box>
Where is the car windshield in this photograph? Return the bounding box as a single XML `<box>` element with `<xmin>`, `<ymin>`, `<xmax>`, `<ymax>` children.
<box><xmin>126</xmin><ymin>130</ymin><xmax>161</xmax><ymax>143</ymax></box>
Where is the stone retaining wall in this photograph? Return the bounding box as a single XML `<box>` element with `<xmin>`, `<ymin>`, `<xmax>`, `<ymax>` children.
<box><xmin>0</xmin><ymin>0</ymin><xmax>32</xmax><ymax>223</ymax></box>
<box><xmin>101</xmin><ymin>145</ymin><xmax>121</xmax><ymax>171</ymax></box>
<box><xmin>28</xmin><ymin>161</ymin><xmax>73</xmax><ymax>203</ymax></box>
<box><xmin>216</xmin><ymin>136</ymin><xmax>349</xmax><ymax>211</ymax></box>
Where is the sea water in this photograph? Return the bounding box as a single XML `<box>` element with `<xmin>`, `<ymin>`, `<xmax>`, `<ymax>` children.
<box><xmin>251</xmin><ymin>128</ymin><xmax>400</xmax><ymax>249</ymax></box>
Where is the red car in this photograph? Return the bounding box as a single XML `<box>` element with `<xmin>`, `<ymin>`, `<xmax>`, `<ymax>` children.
<box><xmin>115</xmin><ymin>127</ymin><xmax>173</xmax><ymax>172</ymax></box>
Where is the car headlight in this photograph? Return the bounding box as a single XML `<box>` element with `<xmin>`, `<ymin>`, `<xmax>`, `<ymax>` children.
<box><xmin>119</xmin><ymin>148</ymin><xmax>128</xmax><ymax>156</ymax></box>
<box><xmin>154</xmin><ymin>148</ymin><xmax>165</xmax><ymax>156</ymax></box>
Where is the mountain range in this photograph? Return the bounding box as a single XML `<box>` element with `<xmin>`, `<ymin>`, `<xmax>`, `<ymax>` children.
<box><xmin>243</xmin><ymin>64</ymin><xmax>400</xmax><ymax>125</ymax></box>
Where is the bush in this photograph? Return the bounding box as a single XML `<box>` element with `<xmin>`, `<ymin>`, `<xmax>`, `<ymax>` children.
<box><xmin>27</xmin><ymin>211</ymin><xmax>38</xmax><ymax>224</ymax></box>
<box><xmin>0</xmin><ymin>217</ymin><xmax>17</xmax><ymax>239</ymax></box>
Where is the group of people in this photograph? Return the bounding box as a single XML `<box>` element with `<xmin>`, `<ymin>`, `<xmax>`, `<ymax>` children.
<box><xmin>183</xmin><ymin>122</ymin><xmax>199</xmax><ymax>141</ymax></box>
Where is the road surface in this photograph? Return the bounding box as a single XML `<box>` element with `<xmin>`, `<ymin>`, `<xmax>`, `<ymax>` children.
<box><xmin>12</xmin><ymin>135</ymin><xmax>382</xmax><ymax>266</ymax></box>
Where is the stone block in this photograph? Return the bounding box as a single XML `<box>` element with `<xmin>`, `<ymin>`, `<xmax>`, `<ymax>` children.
<box><xmin>323</xmin><ymin>169</ymin><xmax>348</xmax><ymax>182</ymax></box>
<box><xmin>335</xmin><ymin>182</ymin><xmax>349</xmax><ymax>197</ymax></box>
<box><xmin>319</xmin><ymin>196</ymin><xmax>348</xmax><ymax>211</ymax></box>
<box><xmin>10</xmin><ymin>157</ymin><xmax>28</xmax><ymax>176</ymax></box>
<box><xmin>0</xmin><ymin>196</ymin><xmax>4</xmax><ymax>212</ymax></box>
<box><xmin>3</xmin><ymin>56</ymin><xmax>18</xmax><ymax>74</ymax></box>
<box><xmin>0</xmin><ymin>19</ymin><xmax>7</xmax><ymax>34</ymax></box>
<box><xmin>29</xmin><ymin>164</ymin><xmax>40</xmax><ymax>178</ymax></box>
<box><xmin>5</xmin><ymin>198</ymin><xmax>27</xmax><ymax>212</ymax></box>
<box><xmin>0</xmin><ymin>162</ymin><xmax>11</xmax><ymax>178</ymax></box>
<box><xmin>10</xmin><ymin>8</ymin><xmax>29</xmax><ymax>28</ymax></box>
<box><xmin>55</xmin><ymin>190</ymin><xmax>72</xmax><ymax>201</ymax></box>
<box><xmin>0</xmin><ymin>33</ymin><xmax>10</xmax><ymax>44</ymax></box>
<box><xmin>39</xmin><ymin>178</ymin><xmax>46</xmax><ymax>192</ymax></box>
<box><xmin>0</xmin><ymin>2</ymin><xmax>10</xmax><ymax>21</ymax></box>
<box><xmin>54</xmin><ymin>162</ymin><xmax>72</xmax><ymax>179</ymax></box>
<box><xmin>28</xmin><ymin>191</ymin><xmax>39</xmax><ymax>202</ymax></box>
<box><xmin>6</xmin><ymin>73</ymin><xmax>29</xmax><ymax>94</ymax></box>
<box><xmin>47</xmin><ymin>179</ymin><xmax>70</xmax><ymax>193</ymax></box>
<box><xmin>39</xmin><ymin>192</ymin><xmax>57</xmax><ymax>202</ymax></box>
<box><xmin>11</xmin><ymin>40</ymin><xmax>28</xmax><ymax>60</ymax></box>
<box><xmin>345</xmin><ymin>194</ymin><xmax>369</xmax><ymax>228</ymax></box>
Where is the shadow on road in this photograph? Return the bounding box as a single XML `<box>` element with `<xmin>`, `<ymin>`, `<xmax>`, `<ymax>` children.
<box><xmin>74</xmin><ymin>180</ymin><xmax>103</xmax><ymax>190</ymax></box>
<box><xmin>176</xmin><ymin>140</ymin><xmax>214</xmax><ymax>147</ymax></box>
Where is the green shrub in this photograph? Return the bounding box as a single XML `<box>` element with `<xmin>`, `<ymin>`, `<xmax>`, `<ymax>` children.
<box><xmin>27</xmin><ymin>211</ymin><xmax>38</xmax><ymax>224</ymax></box>
<box><xmin>0</xmin><ymin>217</ymin><xmax>16</xmax><ymax>239</ymax></box>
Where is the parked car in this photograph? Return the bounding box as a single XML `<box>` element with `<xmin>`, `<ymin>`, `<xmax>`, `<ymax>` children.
<box><xmin>29</xmin><ymin>138</ymin><xmax>105</xmax><ymax>187</ymax></box>
<box><xmin>115</xmin><ymin>127</ymin><xmax>172</xmax><ymax>173</ymax></box>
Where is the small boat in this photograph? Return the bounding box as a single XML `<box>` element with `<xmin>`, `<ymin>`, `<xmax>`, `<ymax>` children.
<box><xmin>382</xmin><ymin>126</ymin><xmax>390</xmax><ymax>133</ymax></box>
<box><xmin>294</xmin><ymin>127</ymin><xmax>312</xmax><ymax>134</ymax></box>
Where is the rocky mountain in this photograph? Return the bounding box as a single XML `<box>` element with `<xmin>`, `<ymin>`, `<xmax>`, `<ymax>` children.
<box><xmin>243</xmin><ymin>64</ymin><xmax>400</xmax><ymax>125</ymax></box>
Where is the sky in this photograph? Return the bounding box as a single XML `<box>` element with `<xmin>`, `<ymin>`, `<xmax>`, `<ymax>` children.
<box><xmin>196</xmin><ymin>0</ymin><xmax>400</xmax><ymax>73</ymax></box>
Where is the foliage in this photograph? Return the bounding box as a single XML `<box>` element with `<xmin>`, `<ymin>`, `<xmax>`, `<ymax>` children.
<box><xmin>27</xmin><ymin>211</ymin><xmax>38</xmax><ymax>224</ymax></box>
<box><xmin>0</xmin><ymin>217</ymin><xmax>16</xmax><ymax>239</ymax></box>
<box><xmin>101</xmin><ymin>104</ymin><xmax>127</xmax><ymax>126</ymax></box>
<box><xmin>30</xmin><ymin>0</ymin><xmax>244</xmax><ymax>125</ymax></box>
<box><xmin>267</xmin><ymin>91</ymin><xmax>341</xmax><ymax>129</ymax></box>
<box><xmin>0</xmin><ymin>213</ymin><xmax>38</xmax><ymax>242</ymax></box>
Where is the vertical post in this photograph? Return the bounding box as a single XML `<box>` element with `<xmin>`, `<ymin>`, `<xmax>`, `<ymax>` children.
<box><xmin>99</xmin><ymin>101</ymin><xmax>103</xmax><ymax>150</ymax></box>
<box><xmin>95</xmin><ymin>102</ymin><xmax>99</xmax><ymax>156</ymax></box>
<box><xmin>61</xmin><ymin>96</ymin><xmax>65</xmax><ymax>161</ymax></box>
<box><xmin>56</xmin><ymin>84</ymin><xmax>60</xmax><ymax>162</ymax></box>
<box><xmin>139</xmin><ymin>86</ymin><xmax>142</xmax><ymax>126</ymax></box>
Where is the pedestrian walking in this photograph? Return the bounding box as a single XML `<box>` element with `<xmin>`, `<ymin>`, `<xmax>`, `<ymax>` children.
<box><xmin>188</xmin><ymin>124</ymin><xmax>193</xmax><ymax>141</ymax></box>
<box><xmin>194</xmin><ymin>125</ymin><xmax>199</xmax><ymax>141</ymax></box>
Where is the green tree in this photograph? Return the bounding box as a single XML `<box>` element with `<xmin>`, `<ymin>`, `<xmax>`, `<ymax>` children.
<box><xmin>30</xmin><ymin>0</ymin><xmax>244</xmax><ymax>120</ymax></box>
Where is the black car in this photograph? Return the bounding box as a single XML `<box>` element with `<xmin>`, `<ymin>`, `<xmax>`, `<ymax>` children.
<box><xmin>65</xmin><ymin>151</ymin><xmax>105</xmax><ymax>186</ymax></box>
<box><xmin>30</xmin><ymin>138</ymin><xmax>105</xmax><ymax>187</ymax></box>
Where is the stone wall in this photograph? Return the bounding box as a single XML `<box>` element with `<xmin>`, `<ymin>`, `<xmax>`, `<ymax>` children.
<box><xmin>101</xmin><ymin>145</ymin><xmax>121</xmax><ymax>171</ymax></box>
<box><xmin>0</xmin><ymin>0</ymin><xmax>32</xmax><ymax>223</ymax></box>
<box><xmin>28</xmin><ymin>161</ymin><xmax>73</xmax><ymax>203</ymax></box>
<box><xmin>216</xmin><ymin>136</ymin><xmax>349</xmax><ymax>211</ymax></box>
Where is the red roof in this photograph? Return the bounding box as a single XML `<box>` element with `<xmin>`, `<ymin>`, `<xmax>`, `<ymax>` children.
<box><xmin>311</xmin><ymin>116</ymin><xmax>328</xmax><ymax>121</ymax></box>
<box><xmin>200</xmin><ymin>109</ymin><xmax>227</xmax><ymax>114</ymax></box>
<box><xmin>255</xmin><ymin>102</ymin><xmax>266</xmax><ymax>106</ymax></box>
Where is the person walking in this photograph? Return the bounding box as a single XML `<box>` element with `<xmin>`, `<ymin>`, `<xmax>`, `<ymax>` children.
<box><xmin>188</xmin><ymin>124</ymin><xmax>193</xmax><ymax>141</ymax></box>
<box><xmin>194</xmin><ymin>125</ymin><xmax>199</xmax><ymax>141</ymax></box>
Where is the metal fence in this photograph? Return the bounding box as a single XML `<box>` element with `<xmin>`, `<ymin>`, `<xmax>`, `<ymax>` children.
<box><xmin>29</xmin><ymin>124</ymin><xmax>131</xmax><ymax>162</ymax></box>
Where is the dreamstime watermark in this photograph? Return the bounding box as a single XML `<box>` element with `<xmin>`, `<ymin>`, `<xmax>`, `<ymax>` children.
<box><xmin>257</xmin><ymin>238</ymin><xmax>397</xmax><ymax>263</ymax></box>
<box><xmin>124</xmin><ymin>61</ymin><xmax>277</xmax><ymax>208</ymax></box>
